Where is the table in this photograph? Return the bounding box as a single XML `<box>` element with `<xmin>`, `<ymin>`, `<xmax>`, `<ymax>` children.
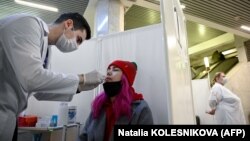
<box><xmin>18</xmin><ymin>123</ymin><xmax>81</xmax><ymax>141</ymax></box>
<box><xmin>18</xmin><ymin>126</ymin><xmax>64</xmax><ymax>141</ymax></box>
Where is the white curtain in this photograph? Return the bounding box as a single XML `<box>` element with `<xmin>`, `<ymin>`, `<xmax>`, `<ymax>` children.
<box><xmin>99</xmin><ymin>24</ymin><xmax>169</xmax><ymax>124</ymax></box>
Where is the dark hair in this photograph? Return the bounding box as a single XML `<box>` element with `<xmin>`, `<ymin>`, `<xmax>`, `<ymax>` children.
<box><xmin>54</xmin><ymin>12</ymin><xmax>91</xmax><ymax>40</ymax></box>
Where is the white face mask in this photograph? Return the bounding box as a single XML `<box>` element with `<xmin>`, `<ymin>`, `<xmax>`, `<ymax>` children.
<box><xmin>56</xmin><ymin>29</ymin><xmax>78</xmax><ymax>52</ymax></box>
<box><xmin>222</xmin><ymin>77</ymin><xmax>228</xmax><ymax>85</ymax></box>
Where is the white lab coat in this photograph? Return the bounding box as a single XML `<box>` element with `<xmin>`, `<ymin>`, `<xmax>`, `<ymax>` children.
<box><xmin>209</xmin><ymin>82</ymin><xmax>246</xmax><ymax>124</ymax></box>
<box><xmin>0</xmin><ymin>14</ymin><xmax>79</xmax><ymax>140</ymax></box>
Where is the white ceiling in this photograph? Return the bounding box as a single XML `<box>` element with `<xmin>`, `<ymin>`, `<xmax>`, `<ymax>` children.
<box><xmin>120</xmin><ymin>0</ymin><xmax>250</xmax><ymax>38</ymax></box>
<box><xmin>0</xmin><ymin>0</ymin><xmax>89</xmax><ymax>23</ymax></box>
<box><xmin>180</xmin><ymin>0</ymin><xmax>250</xmax><ymax>36</ymax></box>
<box><xmin>1</xmin><ymin>0</ymin><xmax>249</xmax><ymax>63</ymax></box>
<box><xmin>1</xmin><ymin>0</ymin><xmax>249</xmax><ymax>38</ymax></box>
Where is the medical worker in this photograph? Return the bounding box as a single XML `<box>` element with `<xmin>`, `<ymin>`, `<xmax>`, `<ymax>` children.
<box><xmin>0</xmin><ymin>12</ymin><xmax>105</xmax><ymax>141</ymax></box>
<box><xmin>206</xmin><ymin>72</ymin><xmax>246</xmax><ymax>124</ymax></box>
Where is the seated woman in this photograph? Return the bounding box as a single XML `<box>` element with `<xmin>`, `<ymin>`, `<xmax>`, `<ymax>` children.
<box><xmin>78</xmin><ymin>60</ymin><xmax>154</xmax><ymax>141</ymax></box>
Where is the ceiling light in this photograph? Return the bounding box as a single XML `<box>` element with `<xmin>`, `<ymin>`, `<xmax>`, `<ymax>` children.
<box><xmin>198</xmin><ymin>24</ymin><xmax>206</xmax><ymax>36</ymax></box>
<box><xmin>240</xmin><ymin>25</ymin><xmax>250</xmax><ymax>32</ymax></box>
<box><xmin>15</xmin><ymin>0</ymin><xmax>58</xmax><ymax>12</ymax></box>
<box><xmin>181</xmin><ymin>4</ymin><xmax>186</xmax><ymax>9</ymax></box>
<box><xmin>204</xmin><ymin>57</ymin><xmax>209</xmax><ymax>68</ymax></box>
<box><xmin>222</xmin><ymin>48</ymin><xmax>237</xmax><ymax>56</ymax></box>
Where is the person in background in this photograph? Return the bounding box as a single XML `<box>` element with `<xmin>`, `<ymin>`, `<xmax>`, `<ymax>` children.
<box><xmin>0</xmin><ymin>12</ymin><xmax>105</xmax><ymax>141</ymax></box>
<box><xmin>78</xmin><ymin>60</ymin><xmax>154</xmax><ymax>141</ymax></box>
<box><xmin>206</xmin><ymin>72</ymin><xmax>246</xmax><ymax>124</ymax></box>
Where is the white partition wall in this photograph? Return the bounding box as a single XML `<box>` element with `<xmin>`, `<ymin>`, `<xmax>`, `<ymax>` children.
<box><xmin>25</xmin><ymin>0</ymin><xmax>195</xmax><ymax>125</ymax></box>
<box><xmin>160</xmin><ymin>0</ymin><xmax>195</xmax><ymax>124</ymax></box>
<box><xmin>192</xmin><ymin>79</ymin><xmax>215</xmax><ymax>124</ymax></box>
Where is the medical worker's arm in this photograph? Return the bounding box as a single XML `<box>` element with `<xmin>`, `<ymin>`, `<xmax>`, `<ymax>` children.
<box><xmin>35</xmin><ymin>70</ymin><xmax>105</xmax><ymax>101</ymax></box>
<box><xmin>207</xmin><ymin>84</ymin><xmax>223</xmax><ymax>115</ymax></box>
<box><xmin>1</xmin><ymin>16</ymin><xmax>99</xmax><ymax>101</ymax></box>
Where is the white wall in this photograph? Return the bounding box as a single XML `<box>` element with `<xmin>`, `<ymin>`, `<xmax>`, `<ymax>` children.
<box><xmin>191</xmin><ymin>79</ymin><xmax>215</xmax><ymax>124</ymax></box>
<box><xmin>224</xmin><ymin>36</ymin><xmax>250</xmax><ymax>124</ymax></box>
<box><xmin>225</xmin><ymin>63</ymin><xmax>250</xmax><ymax>124</ymax></box>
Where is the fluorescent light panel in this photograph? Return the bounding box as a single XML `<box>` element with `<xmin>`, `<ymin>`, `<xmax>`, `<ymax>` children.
<box><xmin>240</xmin><ymin>25</ymin><xmax>250</xmax><ymax>32</ymax></box>
<box><xmin>145</xmin><ymin>0</ymin><xmax>185</xmax><ymax>9</ymax></box>
<box><xmin>181</xmin><ymin>4</ymin><xmax>186</xmax><ymax>9</ymax></box>
<box><xmin>204</xmin><ymin>57</ymin><xmax>209</xmax><ymax>68</ymax></box>
<box><xmin>15</xmin><ymin>0</ymin><xmax>58</xmax><ymax>12</ymax></box>
<box><xmin>222</xmin><ymin>48</ymin><xmax>237</xmax><ymax>56</ymax></box>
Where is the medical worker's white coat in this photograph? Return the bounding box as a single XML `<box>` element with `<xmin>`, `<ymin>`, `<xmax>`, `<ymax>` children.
<box><xmin>0</xmin><ymin>14</ymin><xmax>79</xmax><ymax>140</ymax></box>
<box><xmin>209</xmin><ymin>82</ymin><xmax>246</xmax><ymax>124</ymax></box>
